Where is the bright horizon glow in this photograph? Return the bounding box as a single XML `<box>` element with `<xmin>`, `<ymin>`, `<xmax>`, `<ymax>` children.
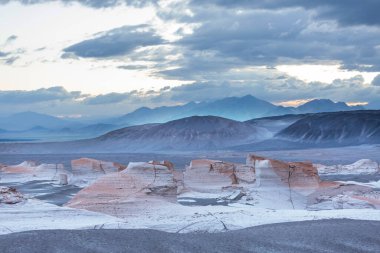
<box><xmin>277</xmin><ymin>64</ymin><xmax>378</xmax><ymax>85</ymax></box>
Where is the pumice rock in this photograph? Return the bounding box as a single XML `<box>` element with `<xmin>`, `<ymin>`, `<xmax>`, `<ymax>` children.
<box><xmin>315</xmin><ymin>159</ymin><xmax>380</xmax><ymax>175</ymax></box>
<box><xmin>66</xmin><ymin>160</ymin><xmax>177</xmax><ymax>217</ymax></box>
<box><xmin>247</xmin><ymin>154</ymin><xmax>320</xmax><ymax>192</ymax></box>
<box><xmin>70</xmin><ymin>158</ymin><xmax>126</xmax><ymax>186</ymax></box>
<box><xmin>0</xmin><ymin>161</ymin><xmax>69</xmax><ymax>184</ymax></box>
<box><xmin>0</xmin><ymin>187</ymin><xmax>25</xmax><ymax>204</ymax></box>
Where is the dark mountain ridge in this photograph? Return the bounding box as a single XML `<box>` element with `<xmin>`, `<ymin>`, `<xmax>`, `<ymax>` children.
<box><xmin>1</xmin><ymin>111</ymin><xmax>379</xmax><ymax>154</ymax></box>
<box><xmin>276</xmin><ymin>110</ymin><xmax>380</xmax><ymax>144</ymax></box>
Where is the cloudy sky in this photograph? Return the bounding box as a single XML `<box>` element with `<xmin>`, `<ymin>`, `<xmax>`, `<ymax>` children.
<box><xmin>1</xmin><ymin>0</ymin><xmax>380</xmax><ymax>118</ymax></box>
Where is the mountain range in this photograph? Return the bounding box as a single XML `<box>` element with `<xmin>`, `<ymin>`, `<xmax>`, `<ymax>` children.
<box><xmin>0</xmin><ymin>95</ymin><xmax>365</xmax><ymax>142</ymax></box>
<box><xmin>112</xmin><ymin>96</ymin><xmax>364</xmax><ymax>125</ymax></box>
<box><xmin>276</xmin><ymin>110</ymin><xmax>380</xmax><ymax>144</ymax></box>
<box><xmin>0</xmin><ymin>112</ymin><xmax>119</xmax><ymax>142</ymax></box>
<box><xmin>1</xmin><ymin>110</ymin><xmax>379</xmax><ymax>154</ymax></box>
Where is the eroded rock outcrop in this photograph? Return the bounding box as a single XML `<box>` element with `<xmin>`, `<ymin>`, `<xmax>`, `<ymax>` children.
<box><xmin>247</xmin><ymin>154</ymin><xmax>320</xmax><ymax>191</ymax></box>
<box><xmin>316</xmin><ymin>159</ymin><xmax>380</xmax><ymax>175</ymax></box>
<box><xmin>0</xmin><ymin>187</ymin><xmax>24</xmax><ymax>204</ymax></box>
<box><xmin>0</xmin><ymin>161</ymin><xmax>69</xmax><ymax>184</ymax></box>
<box><xmin>70</xmin><ymin>158</ymin><xmax>126</xmax><ymax>186</ymax></box>
<box><xmin>247</xmin><ymin>154</ymin><xmax>380</xmax><ymax>210</ymax></box>
<box><xmin>307</xmin><ymin>183</ymin><xmax>379</xmax><ymax>210</ymax></box>
<box><xmin>178</xmin><ymin>159</ymin><xmax>256</xmax><ymax>205</ymax></box>
<box><xmin>66</xmin><ymin>160</ymin><xmax>177</xmax><ymax>217</ymax></box>
<box><xmin>66</xmin><ymin>155</ymin><xmax>380</xmax><ymax>218</ymax></box>
<box><xmin>184</xmin><ymin>160</ymin><xmax>255</xmax><ymax>192</ymax></box>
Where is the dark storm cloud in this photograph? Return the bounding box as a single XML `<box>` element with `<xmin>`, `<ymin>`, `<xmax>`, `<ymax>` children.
<box><xmin>156</xmin><ymin>7</ymin><xmax>380</xmax><ymax>80</ymax></box>
<box><xmin>63</xmin><ymin>25</ymin><xmax>164</xmax><ymax>58</ymax></box>
<box><xmin>0</xmin><ymin>86</ymin><xmax>86</xmax><ymax>104</ymax></box>
<box><xmin>177</xmin><ymin>9</ymin><xmax>309</xmax><ymax>64</ymax></box>
<box><xmin>190</xmin><ymin>0</ymin><xmax>380</xmax><ymax>26</ymax></box>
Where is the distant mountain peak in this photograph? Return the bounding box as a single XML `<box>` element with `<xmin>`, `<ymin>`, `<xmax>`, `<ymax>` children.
<box><xmin>297</xmin><ymin>98</ymin><xmax>364</xmax><ymax>113</ymax></box>
<box><xmin>110</xmin><ymin>95</ymin><xmax>368</xmax><ymax>126</ymax></box>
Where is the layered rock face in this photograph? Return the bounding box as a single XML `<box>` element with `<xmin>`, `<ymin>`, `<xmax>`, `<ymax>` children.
<box><xmin>185</xmin><ymin>160</ymin><xmax>243</xmax><ymax>191</ymax></box>
<box><xmin>307</xmin><ymin>183</ymin><xmax>379</xmax><ymax>210</ymax></box>
<box><xmin>179</xmin><ymin>160</ymin><xmax>255</xmax><ymax>203</ymax></box>
<box><xmin>247</xmin><ymin>154</ymin><xmax>320</xmax><ymax>192</ymax></box>
<box><xmin>316</xmin><ymin>159</ymin><xmax>380</xmax><ymax>175</ymax></box>
<box><xmin>66</xmin><ymin>155</ymin><xmax>380</xmax><ymax>220</ymax></box>
<box><xmin>246</xmin><ymin>154</ymin><xmax>380</xmax><ymax>210</ymax></box>
<box><xmin>125</xmin><ymin>161</ymin><xmax>177</xmax><ymax>196</ymax></box>
<box><xmin>70</xmin><ymin>158</ymin><xmax>126</xmax><ymax>186</ymax></box>
<box><xmin>0</xmin><ymin>161</ymin><xmax>69</xmax><ymax>184</ymax></box>
<box><xmin>0</xmin><ymin>187</ymin><xmax>24</xmax><ymax>204</ymax></box>
<box><xmin>66</xmin><ymin>161</ymin><xmax>177</xmax><ymax>217</ymax></box>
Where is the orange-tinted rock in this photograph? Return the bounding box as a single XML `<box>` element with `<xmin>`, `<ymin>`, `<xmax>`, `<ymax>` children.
<box><xmin>71</xmin><ymin>158</ymin><xmax>125</xmax><ymax>174</ymax></box>
<box><xmin>247</xmin><ymin>154</ymin><xmax>320</xmax><ymax>190</ymax></box>
<box><xmin>0</xmin><ymin>161</ymin><xmax>68</xmax><ymax>183</ymax></box>
<box><xmin>352</xmin><ymin>193</ymin><xmax>380</xmax><ymax>207</ymax></box>
<box><xmin>184</xmin><ymin>160</ymin><xmax>255</xmax><ymax>193</ymax></box>
<box><xmin>66</xmin><ymin>161</ymin><xmax>177</xmax><ymax>217</ymax></box>
<box><xmin>70</xmin><ymin>158</ymin><xmax>126</xmax><ymax>186</ymax></box>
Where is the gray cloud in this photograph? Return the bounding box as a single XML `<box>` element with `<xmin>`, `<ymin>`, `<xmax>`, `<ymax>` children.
<box><xmin>372</xmin><ymin>75</ymin><xmax>380</xmax><ymax>86</ymax></box>
<box><xmin>0</xmin><ymin>51</ymin><xmax>9</xmax><ymax>57</ymax></box>
<box><xmin>1</xmin><ymin>0</ymin><xmax>380</xmax><ymax>114</ymax></box>
<box><xmin>3</xmin><ymin>56</ymin><xmax>19</xmax><ymax>65</ymax></box>
<box><xmin>0</xmin><ymin>86</ymin><xmax>86</xmax><ymax>104</ymax></box>
<box><xmin>61</xmin><ymin>52</ymin><xmax>79</xmax><ymax>60</ymax></box>
<box><xmin>190</xmin><ymin>0</ymin><xmax>380</xmax><ymax>27</ymax></box>
<box><xmin>4</xmin><ymin>0</ymin><xmax>380</xmax><ymax>75</ymax></box>
<box><xmin>118</xmin><ymin>65</ymin><xmax>148</xmax><ymax>70</ymax></box>
<box><xmin>1</xmin><ymin>74</ymin><xmax>379</xmax><ymax>117</ymax></box>
<box><xmin>83</xmin><ymin>91</ymin><xmax>136</xmax><ymax>105</ymax></box>
<box><xmin>0</xmin><ymin>0</ymin><xmax>156</xmax><ymax>8</ymax></box>
<box><xmin>152</xmin><ymin>4</ymin><xmax>380</xmax><ymax>80</ymax></box>
<box><xmin>6</xmin><ymin>35</ymin><xmax>17</xmax><ymax>43</ymax></box>
<box><xmin>63</xmin><ymin>25</ymin><xmax>164</xmax><ymax>58</ymax></box>
<box><xmin>148</xmin><ymin>74</ymin><xmax>380</xmax><ymax>108</ymax></box>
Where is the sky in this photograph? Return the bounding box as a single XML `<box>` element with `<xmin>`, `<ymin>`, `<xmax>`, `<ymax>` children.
<box><xmin>0</xmin><ymin>0</ymin><xmax>380</xmax><ymax>118</ymax></box>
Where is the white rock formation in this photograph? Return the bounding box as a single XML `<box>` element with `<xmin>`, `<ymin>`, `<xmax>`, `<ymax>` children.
<box><xmin>70</xmin><ymin>158</ymin><xmax>126</xmax><ymax>186</ymax></box>
<box><xmin>316</xmin><ymin>159</ymin><xmax>380</xmax><ymax>175</ymax></box>
<box><xmin>2</xmin><ymin>157</ymin><xmax>380</xmax><ymax>235</ymax></box>
<box><xmin>0</xmin><ymin>161</ymin><xmax>69</xmax><ymax>184</ymax></box>
<box><xmin>0</xmin><ymin>187</ymin><xmax>25</xmax><ymax>204</ymax></box>
<box><xmin>66</xmin><ymin>161</ymin><xmax>177</xmax><ymax>217</ymax></box>
<box><xmin>179</xmin><ymin>160</ymin><xmax>257</xmax><ymax>205</ymax></box>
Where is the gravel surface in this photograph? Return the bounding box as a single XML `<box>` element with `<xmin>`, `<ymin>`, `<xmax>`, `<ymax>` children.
<box><xmin>0</xmin><ymin>219</ymin><xmax>379</xmax><ymax>253</ymax></box>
